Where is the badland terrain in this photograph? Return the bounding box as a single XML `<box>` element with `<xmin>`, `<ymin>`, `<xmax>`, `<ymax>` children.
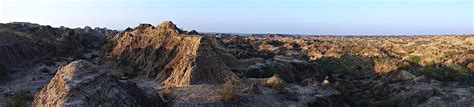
<box><xmin>0</xmin><ymin>21</ymin><xmax>473</xmax><ymax>107</ymax></box>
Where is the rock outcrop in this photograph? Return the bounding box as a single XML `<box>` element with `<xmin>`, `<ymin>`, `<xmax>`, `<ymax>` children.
<box><xmin>107</xmin><ymin>21</ymin><xmax>237</xmax><ymax>87</ymax></box>
<box><xmin>33</xmin><ymin>60</ymin><xmax>164</xmax><ymax>106</ymax></box>
<box><xmin>265</xmin><ymin>74</ymin><xmax>287</xmax><ymax>88</ymax></box>
<box><xmin>0</xmin><ymin>22</ymin><xmax>116</xmax><ymax>67</ymax></box>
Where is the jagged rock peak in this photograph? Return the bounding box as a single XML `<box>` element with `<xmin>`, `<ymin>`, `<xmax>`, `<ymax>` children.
<box><xmin>157</xmin><ymin>21</ymin><xmax>175</xmax><ymax>28</ymax></box>
<box><xmin>187</xmin><ymin>30</ymin><xmax>199</xmax><ymax>35</ymax></box>
<box><xmin>156</xmin><ymin>21</ymin><xmax>183</xmax><ymax>34</ymax></box>
<box><xmin>134</xmin><ymin>23</ymin><xmax>154</xmax><ymax>30</ymax></box>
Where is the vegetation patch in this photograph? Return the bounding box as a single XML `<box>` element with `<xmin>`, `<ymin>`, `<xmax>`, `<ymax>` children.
<box><xmin>444</xmin><ymin>51</ymin><xmax>463</xmax><ymax>56</ymax></box>
<box><xmin>0</xmin><ymin>64</ymin><xmax>9</xmax><ymax>78</ymax></box>
<box><xmin>159</xmin><ymin>87</ymin><xmax>174</xmax><ymax>101</ymax></box>
<box><xmin>246</xmin><ymin>67</ymin><xmax>280</xmax><ymax>78</ymax></box>
<box><xmin>407</xmin><ymin>55</ymin><xmax>421</xmax><ymax>63</ymax></box>
<box><xmin>267</xmin><ymin>40</ymin><xmax>284</xmax><ymax>47</ymax></box>
<box><xmin>218</xmin><ymin>77</ymin><xmax>242</xmax><ymax>101</ymax></box>
<box><xmin>7</xmin><ymin>90</ymin><xmax>29</xmax><ymax>107</ymax></box>
<box><xmin>410</xmin><ymin>64</ymin><xmax>469</xmax><ymax>81</ymax></box>
<box><xmin>259</xmin><ymin>68</ymin><xmax>280</xmax><ymax>78</ymax></box>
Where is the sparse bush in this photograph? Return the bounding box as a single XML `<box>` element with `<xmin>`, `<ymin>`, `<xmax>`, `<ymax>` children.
<box><xmin>72</xmin><ymin>46</ymin><xmax>85</xmax><ymax>58</ymax></box>
<box><xmin>269</xmin><ymin>81</ymin><xmax>286</xmax><ymax>93</ymax></box>
<box><xmin>407</xmin><ymin>55</ymin><xmax>420</xmax><ymax>63</ymax></box>
<box><xmin>245</xmin><ymin>69</ymin><xmax>261</xmax><ymax>78</ymax></box>
<box><xmin>159</xmin><ymin>87</ymin><xmax>174</xmax><ymax>101</ymax></box>
<box><xmin>260</xmin><ymin>68</ymin><xmax>280</xmax><ymax>78</ymax></box>
<box><xmin>291</xmin><ymin>43</ymin><xmax>301</xmax><ymax>50</ymax></box>
<box><xmin>219</xmin><ymin>84</ymin><xmax>237</xmax><ymax>101</ymax></box>
<box><xmin>445</xmin><ymin>51</ymin><xmax>462</xmax><ymax>56</ymax></box>
<box><xmin>101</xmin><ymin>41</ymin><xmax>116</xmax><ymax>54</ymax></box>
<box><xmin>218</xmin><ymin>76</ymin><xmax>242</xmax><ymax>101</ymax></box>
<box><xmin>7</xmin><ymin>90</ymin><xmax>29</xmax><ymax>107</ymax></box>
<box><xmin>267</xmin><ymin>40</ymin><xmax>284</xmax><ymax>47</ymax></box>
<box><xmin>90</xmin><ymin>92</ymin><xmax>106</xmax><ymax>104</ymax></box>
<box><xmin>333</xmin><ymin>81</ymin><xmax>342</xmax><ymax>90</ymax></box>
<box><xmin>0</xmin><ymin>64</ymin><xmax>9</xmax><ymax>78</ymax></box>
<box><xmin>374</xmin><ymin>58</ymin><xmax>405</xmax><ymax>73</ymax></box>
<box><xmin>410</xmin><ymin>64</ymin><xmax>469</xmax><ymax>81</ymax></box>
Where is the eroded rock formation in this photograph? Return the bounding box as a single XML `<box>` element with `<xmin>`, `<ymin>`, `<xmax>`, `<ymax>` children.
<box><xmin>107</xmin><ymin>21</ymin><xmax>237</xmax><ymax>87</ymax></box>
<box><xmin>1</xmin><ymin>21</ymin><xmax>472</xmax><ymax>106</ymax></box>
<box><xmin>0</xmin><ymin>22</ymin><xmax>116</xmax><ymax>67</ymax></box>
<box><xmin>33</xmin><ymin>60</ymin><xmax>163</xmax><ymax>106</ymax></box>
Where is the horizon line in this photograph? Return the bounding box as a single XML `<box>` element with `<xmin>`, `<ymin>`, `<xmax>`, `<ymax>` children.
<box><xmin>3</xmin><ymin>21</ymin><xmax>473</xmax><ymax>36</ymax></box>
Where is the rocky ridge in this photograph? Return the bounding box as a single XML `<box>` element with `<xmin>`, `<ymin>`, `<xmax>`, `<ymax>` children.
<box><xmin>107</xmin><ymin>21</ymin><xmax>240</xmax><ymax>87</ymax></box>
<box><xmin>0</xmin><ymin>22</ymin><xmax>116</xmax><ymax>67</ymax></box>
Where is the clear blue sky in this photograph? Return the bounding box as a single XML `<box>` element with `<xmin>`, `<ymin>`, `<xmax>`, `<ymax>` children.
<box><xmin>0</xmin><ymin>0</ymin><xmax>472</xmax><ymax>35</ymax></box>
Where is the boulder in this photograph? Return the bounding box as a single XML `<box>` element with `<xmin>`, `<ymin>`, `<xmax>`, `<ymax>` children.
<box><xmin>265</xmin><ymin>75</ymin><xmax>287</xmax><ymax>89</ymax></box>
<box><xmin>467</xmin><ymin>63</ymin><xmax>474</xmax><ymax>71</ymax></box>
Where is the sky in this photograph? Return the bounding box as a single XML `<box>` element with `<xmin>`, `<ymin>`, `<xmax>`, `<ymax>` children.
<box><xmin>0</xmin><ymin>0</ymin><xmax>473</xmax><ymax>35</ymax></box>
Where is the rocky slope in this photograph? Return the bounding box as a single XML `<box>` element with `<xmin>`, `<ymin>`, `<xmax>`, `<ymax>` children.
<box><xmin>106</xmin><ymin>21</ymin><xmax>239</xmax><ymax>87</ymax></box>
<box><xmin>0</xmin><ymin>22</ymin><xmax>116</xmax><ymax>67</ymax></box>
<box><xmin>0</xmin><ymin>22</ymin><xmax>116</xmax><ymax>106</ymax></box>
<box><xmin>33</xmin><ymin>60</ymin><xmax>164</xmax><ymax>106</ymax></box>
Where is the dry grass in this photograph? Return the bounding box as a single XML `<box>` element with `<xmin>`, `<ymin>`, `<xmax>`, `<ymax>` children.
<box><xmin>218</xmin><ymin>76</ymin><xmax>242</xmax><ymax>101</ymax></box>
<box><xmin>159</xmin><ymin>87</ymin><xmax>175</xmax><ymax>101</ymax></box>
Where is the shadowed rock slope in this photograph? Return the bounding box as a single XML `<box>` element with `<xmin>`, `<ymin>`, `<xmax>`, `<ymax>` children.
<box><xmin>0</xmin><ymin>22</ymin><xmax>116</xmax><ymax>67</ymax></box>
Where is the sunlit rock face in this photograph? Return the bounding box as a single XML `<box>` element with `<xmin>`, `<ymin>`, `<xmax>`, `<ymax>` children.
<box><xmin>107</xmin><ymin>21</ymin><xmax>237</xmax><ymax>87</ymax></box>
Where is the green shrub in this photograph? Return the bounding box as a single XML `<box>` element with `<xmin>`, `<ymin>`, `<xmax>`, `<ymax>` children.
<box><xmin>267</xmin><ymin>40</ymin><xmax>284</xmax><ymax>47</ymax></box>
<box><xmin>291</xmin><ymin>43</ymin><xmax>301</xmax><ymax>50</ymax></box>
<box><xmin>407</xmin><ymin>55</ymin><xmax>421</xmax><ymax>63</ymax></box>
<box><xmin>0</xmin><ymin>64</ymin><xmax>9</xmax><ymax>78</ymax></box>
<box><xmin>259</xmin><ymin>68</ymin><xmax>280</xmax><ymax>78</ymax></box>
<box><xmin>410</xmin><ymin>64</ymin><xmax>469</xmax><ymax>81</ymax></box>
<box><xmin>445</xmin><ymin>51</ymin><xmax>462</xmax><ymax>56</ymax></box>
<box><xmin>333</xmin><ymin>81</ymin><xmax>342</xmax><ymax>90</ymax></box>
<box><xmin>219</xmin><ymin>84</ymin><xmax>238</xmax><ymax>101</ymax></box>
<box><xmin>7</xmin><ymin>90</ymin><xmax>29</xmax><ymax>107</ymax></box>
